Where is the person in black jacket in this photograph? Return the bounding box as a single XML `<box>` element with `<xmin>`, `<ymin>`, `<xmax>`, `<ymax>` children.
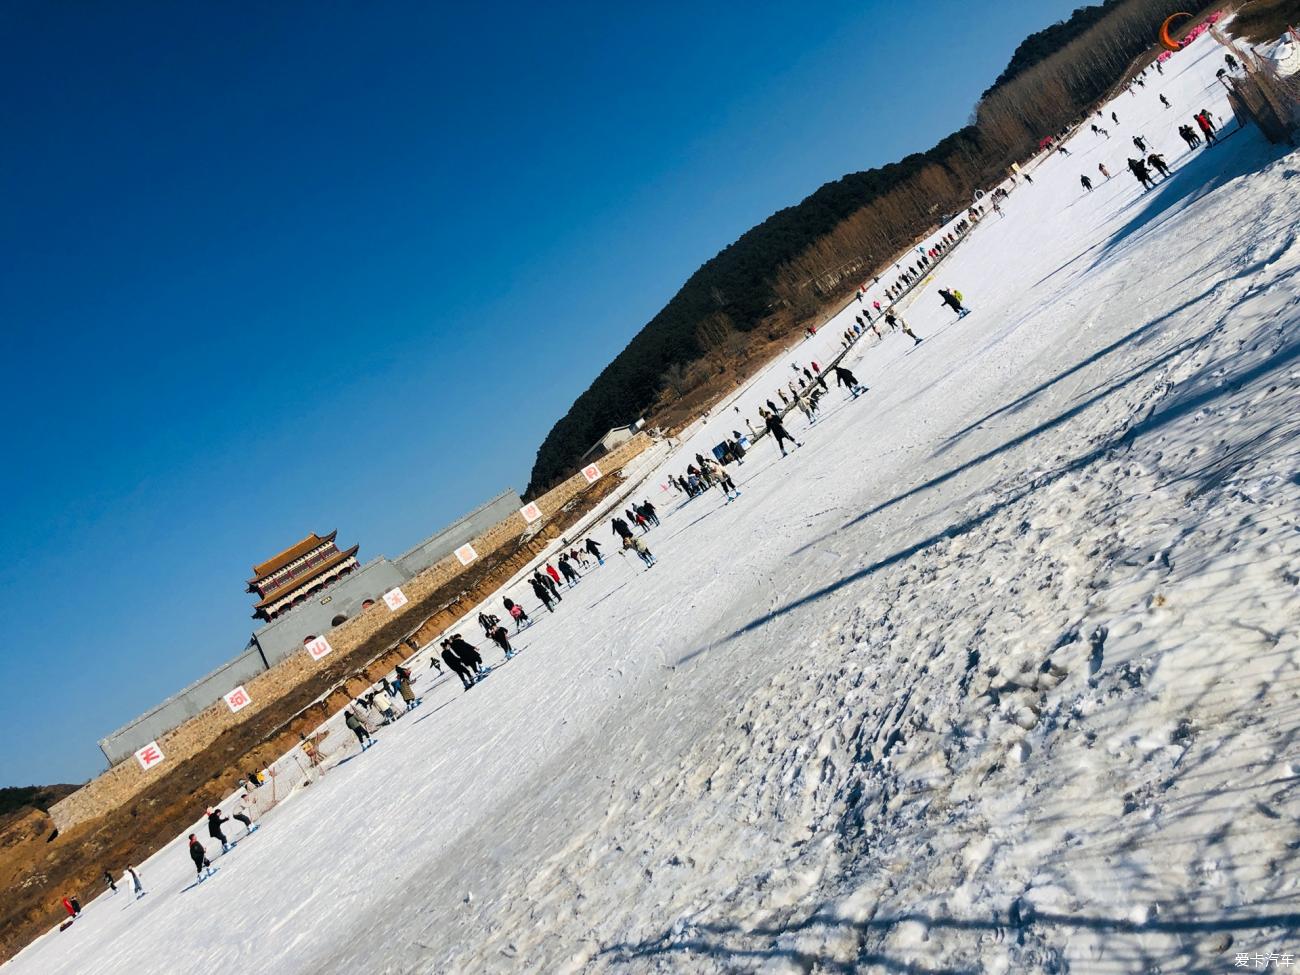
<box><xmin>448</xmin><ymin>634</ymin><xmax>485</xmax><ymax>679</ymax></box>
<box><xmin>765</xmin><ymin>412</ymin><xmax>801</xmax><ymax>457</ymax></box>
<box><xmin>440</xmin><ymin>639</ymin><xmax>477</xmax><ymax>689</ymax></box>
<box><xmin>188</xmin><ymin>834</ymin><xmax>212</xmax><ymax>879</ymax></box>
<box><xmin>207</xmin><ymin>808</ymin><xmax>232</xmax><ymax>853</ymax></box>
<box><xmin>611</xmin><ymin>516</ymin><xmax>633</xmax><ymax>541</ymax></box>
<box><xmin>585</xmin><ymin>538</ymin><xmax>604</xmax><ymax>565</ymax></box>
<box><xmin>833</xmin><ymin>365</ymin><xmax>867</xmax><ymax>398</ymax></box>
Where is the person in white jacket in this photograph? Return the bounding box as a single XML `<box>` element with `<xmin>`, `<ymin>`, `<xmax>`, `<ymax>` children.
<box><xmin>371</xmin><ymin>687</ymin><xmax>397</xmax><ymax>724</ymax></box>
<box><xmin>125</xmin><ymin>865</ymin><xmax>145</xmax><ymax>899</ymax></box>
<box><xmin>232</xmin><ymin>792</ymin><xmax>259</xmax><ymax>835</ymax></box>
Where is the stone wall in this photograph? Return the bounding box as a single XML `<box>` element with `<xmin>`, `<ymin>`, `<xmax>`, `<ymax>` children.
<box><xmin>49</xmin><ymin>432</ymin><xmax>655</xmax><ymax>833</ymax></box>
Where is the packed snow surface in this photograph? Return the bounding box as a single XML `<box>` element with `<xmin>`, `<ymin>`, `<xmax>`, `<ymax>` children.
<box><xmin>10</xmin><ymin>38</ymin><xmax>1300</xmax><ymax>975</ymax></box>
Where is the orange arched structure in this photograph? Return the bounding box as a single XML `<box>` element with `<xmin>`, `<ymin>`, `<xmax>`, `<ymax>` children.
<box><xmin>1159</xmin><ymin>12</ymin><xmax>1193</xmax><ymax>52</ymax></box>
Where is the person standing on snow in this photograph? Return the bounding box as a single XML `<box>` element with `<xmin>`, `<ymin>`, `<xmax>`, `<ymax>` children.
<box><xmin>188</xmin><ymin>835</ymin><xmax>213</xmax><ymax>880</ymax></box>
<box><xmin>557</xmin><ymin>554</ymin><xmax>581</xmax><ymax>586</ymax></box>
<box><xmin>1160</xmin><ymin>93</ymin><xmax>1171</xmax><ymax>109</ymax></box>
<box><xmin>765</xmin><ymin>411</ymin><xmax>801</xmax><ymax>457</ymax></box>
<box><xmin>1195</xmin><ymin>111</ymin><xmax>1218</xmax><ymax>146</ymax></box>
<box><xmin>371</xmin><ymin>685</ymin><xmax>398</xmax><ymax>723</ymax></box>
<box><xmin>833</xmin><ymin>365</ymin><xmax>867</xmax><ymax>398</ymax></box>
<box><xmin>345</xmin><ymin>706</ymin><xmax>373</xmax><ymax>748</ymax></box>
<box><xmin>1080</xmin><ymin>174</ymin><xmax>1093</xmax><ymax>192</ymax></box>
<box><xmin>611</xmin><ymin>516</ymin><xmax>633</xmax><ymax>542</ymax></box>
<box><xmin>938</xmin><ymin>288</ymin><xmax>969</xmax><ymax>319</ymax></box>
<box><xmin>395</xmin><ymin>672</ymin><xmax>420</xmax><ymax>711</ymax></box>
<box><xmin>1098</xmin><ymin>162</ymin><xmax>1111</xmax><ymax>180</ymax></box>
<box><xmin>503</xmin><ymin>597</ymin><xmax>531</xmax><ymax>629</ymax></box>
<box><xmin>441</xmin><ymin>640</ymin><xmax>477</xmax><ymax>689</ymax></box>
<box><xmin>448</xmin><ymin>634</ymin><xmax>485</xmax><ymax>681</ymax></box>
<box><xmin>584</xmin><ymin>538</ymin><xmax>604</xmax><ymax>566</ymax></box>
<box><xmin>1147</xmin><ymin>153</ymin><xmax>1171</xmax><ymax>179</ymax></box>
<box><xmin>207</xmin><ymin>807</ymin><xmax>233</xmax><ymax>853</ymax></box>
<box><xmin>529</xmin><ymin>575</ymin><xmax>555</xmax><ymax>612</ymax></box>
<box><xmin>103</xmin><ymin>870</ymin><xmax>118</xmax><ymax>893</ymax></box>
<box><xmin>61</xmin><ymin>895</ymin><xmax>81</xmax><ymax>918</ymax></box>
<box><xmin>489</xmin><ymin>623</ymin><xmax>516</xmax><ymax>659</ymax></box>
<box><xmin>702</xmin><ymin>457</ymin><xmax>740</xmax><ymax>502</ymax></box>
<box><xmin>232</xmin><ymin>792</ymin><xmax>259</xmax><ymax>834</ymax></box>
<box><xmin>545</xmin><ymin>563</ymin><xmax>562</xmax><ymax>587</ymax></box>
<box><xmin>884</xmin><ymin>310</ymin><xmax>923</xmax><ymax>345</ymax></box>
<box><xmin>1127</xmin><ymin>157</ymin><xmax>1155</xmax><ymax>190</ymax></box>
<box><xmin>639</xmin><ymin>500</ymin><xmax>660</xmax><ymax>526</ymax></box>
<box><xmin>624</xmin><ymin>535</ymin><xmax>656</xmax><ymax>567</ymax></box>
<box><xmin>126</xmin><ymin>865</ymin><xmax>145</xmax><ymax>899</ymax></box>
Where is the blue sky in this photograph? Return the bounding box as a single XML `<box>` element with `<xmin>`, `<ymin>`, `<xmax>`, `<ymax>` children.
<box><xmin>0</xmin><ymin>0</ymin><xmax>1082</xmax><ymax>785</ymax></box>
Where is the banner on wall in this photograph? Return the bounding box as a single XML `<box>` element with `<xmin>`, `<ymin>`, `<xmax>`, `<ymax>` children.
<box><xmin>304</xmin><ymin>636</ymin><xmax>334</xmax><ymax>661</ymax></box>
<box><xmin>582</xmin><ymin>463</ymin><xmax>602</xmax><ymax>484</ymax></box>
<box><xmin>383</xmin><ymin>587</ymin><xmax>409</xmax><ymax>611</ymax></box>
<box><xmin>455</xmin><ymin>543</ymin><xmax>478</xmax><ymax>566</ymax></box>
<box><xmin>224</xmin><ymin>686</ymin><xmax>252</xmax><ymax>714</ymax></box>
<box><xmin>520</xmin><ymin>501</ymin><xmax>542</xmax><ymax>524</ymax></box>
<box><xmin>135</xmin><ymin>741</ymin><xmax>165</xmax><ymax>771</ymax></box>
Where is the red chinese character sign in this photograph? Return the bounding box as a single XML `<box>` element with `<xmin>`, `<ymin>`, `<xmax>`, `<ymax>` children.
<box><xmin>383</xmin><ymin>587</ymin><xmax>409</xmax><ymax>611</ymax></box>
<box><xmin>520</xmin><ymin>501</ymin><xmax>542</xmax><ymax>524</ymax></box>
<box><xmin>224</xmin><ymin>686</ymin><xmax>251</xmax><ymax>714</ymax></box>
<box><xmin>582</xmin><ymin>463</ymin><xmax>602</xmax><ymax>484</ymax></box>
<box><xmin>455</xmin><ymin>543</ymin><xmax>478</xmax><ymax>566</ymax></box>
<box><xmin>135</xmin><ymin>741</ymin><xmax>165</xmax><ymax>771</ymax></box>
<box><xmin>304</xmin><ymin>635</ymin><xmax>334</xmax><ymax>661</ymax></box>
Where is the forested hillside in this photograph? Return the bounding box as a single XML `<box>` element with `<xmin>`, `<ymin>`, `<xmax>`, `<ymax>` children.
<box><xmin>525</xmin><ymin>0</ymin><xmax>1210</xmax><ymax>495</ymax></box>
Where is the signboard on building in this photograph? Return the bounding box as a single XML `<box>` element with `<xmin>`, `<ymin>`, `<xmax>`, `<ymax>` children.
<box><xmin>383</xmin><ymin>587</ymin><xmax>409</xmax><ymax>611</ymax></box>
<box><xmin>455</xmin><ymin>543</ymin><xmax>477</xmax><ymax>566</ymax></box>
<box><xmin>520</xmin><ymin>501</ymin><xmax>542</xmax><ymax>524</ymax></box>
<box><xmin>582</xmin><ymin>463</ymin><xmax>602</xmax><ymax>484</ymax></box>
<box><xmin>304</xmin><ymin>636</ymin><xmax>334</xmax><ymax>661</ymax></box>
<box><xmin>135</xmin><ymin>741</ymin><xmax>165</xmax><ymax>771</ymax></box>
<box><xmin>223</xmin><ymin>686</ymin><xmax>252</xmax><ymax>714</ymax></box>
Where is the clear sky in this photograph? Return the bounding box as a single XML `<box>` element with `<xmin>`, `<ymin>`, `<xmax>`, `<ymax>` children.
<box><xmin>0</xmin><ymin>0</ymin><xmax>1082</xmax><ymax>785</ymax></box>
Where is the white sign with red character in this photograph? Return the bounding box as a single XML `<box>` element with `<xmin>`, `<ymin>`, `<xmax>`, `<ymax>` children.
<box><xmin>520</xmin><ymin>501</ymin><xmax>542</xmax><ymax>524</ymax></box>
<box><xmin>582</xmin><ymin>464</ymin><xmax>602</xmax><ymax>484</ymax></box>
<box><xmin>304</xmin><ymin>635</ymin><xmax>334</xmax><ymax>661</ymax></box>
<box><xmin>135</xmin><ymin>741</ymin><xmax>165</xmax><ymax>771</ymax></box>
<box><xmin>383</xmin><ymin>587</ymin><xmax>409</xmax><ymax>611</ymax></box>
<box><xmin>224</xmin><ymin>686</ymin><xmax>252</xmax><ymax>714</ymax></box>
<box><xmin>455</xmin><ymin>543</ymin><xmax>477</xmax><ymax>566</ymax></box>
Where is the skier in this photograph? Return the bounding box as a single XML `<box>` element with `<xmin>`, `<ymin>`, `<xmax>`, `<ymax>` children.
<box><xmin>1098</xmin><ymin>162</ymin><xmax>1111</xmax><ymax>180</ymax></box>
<box><xmin>233</xmin><ymin>792</ymin><xmax>259</xmax><ymax>834</ymax></box>
<box><xmin>207</xmin><ymin>807</ymin><xmax>233</xmax><ymax>853</ymax></box>
<box><xmin>639</xmin><ymin>499</ymin><xmax>660</xmax><ymax>526</ymax></box>
<box><xmin>765</xmin><ymin>410</ymin><xmax>801</xmax><ymax>457</ymax></box>
<box><xmin>1147</xmin><ymin>152</ymin><xmax>1171</xmax><ymax>179</ymax></box>
<box><xmin>1111</xmin><ymin>110</ymin><xmax>1119</xmax><ymax>125</ymax></box>
<box><xmin>1132</xmin><ymin>135</ymin><xmax>1147</xmax><ymax>153</ymax></box>
<box><xmin>1160</xmin><ymin>94</ymin><xmax>1171</xmax><ymax>109</ymax></box>
<box><xmin>395</xmin><ymin>671</ymin><xmax>420</xmax><ymax>711</ymax></box>
<box><xmin>441</xmin><ymin>640</ymin><xmax>476</xmax><ymax>689</ymax></box>
<box><xmin>938</xmin><ymin>288</ymin><xmax>969</xmax><ymax>318</ymax></box>
<box><xmin>1195</xmin><ymin>111</ymin><xmax>1218</xmax><ymax>146</ymax></box>
<box><xmin>345</xmin><ymin>706</ymin><xmax>373</xmax><ymax>748</ymax></box>
<box><xmin>611</xmin><ymin>516</ymin><xmax>633</xmax><ymax>542</ymax></box>
<box><xmin>126</xmin><ymin>865</ymin><xmax>145</xmax><ymax>899</ymax></box>
<box><xmin>884</xmin><ymin>310</ymin><xmax>923</xmax><ymax>345</ymax></box>
<box><xmin>702</xmin><ymin>457</ymin><xmax>740</xmax><ymax>502</ymax></box>
<box><xmin>448</xmin><ymin>634</ymin><xmax>485</xmax><ymax>681</ymax></box>
<box><xmin>62</xmin><ymin>896</ymin><xmax>81</xmax><ymax>918</ymax></box>
<box><xmin>188</xmin><ymin>835</ymin><xmax>213</xmax><ymax>880</ymax></box>
<box><xmin>489</xmin><ymin>623</ymin><xmax>515</xmax><ymax>659</ymax></box>
<box><xmin>1127</xmin><ymin>157</ymin><xmax>1155</xmax><ymax>191</ymax></box>
<box><xmin>557</xmin><ymin>554</ymin><xmax>580</xmax><ymax>586</ymax></box>
<box><xmin>503</xmin><ymin>597</ymin><xmax>531</xmax><ymax>629</ymax></box>
<box><xmin>1080</xmin><ymin>174</ymin><xmax>1093</xmax><ymax>192</ymax></box>
<box><xmin>1057</xmin><ymin>145</ymin><xmax>1071</xmax><ymax>156</ymax></box>
<box><xmin>624</xmin><ymin>535</ymin><xmax>656</xmax><ymax>567</ymax></box>
<box><xmin>545</xmin><ymin>563</ymin><xmax>562</xmax><ymax>587</ymax></box>
<box><xmin>371</xmin><ymin>685</ymin><xmax>398</xmax><ymax>723</ymax></box>
<box><xmin>529</xmin><ymin>575</ymin><xmax>555</xmax><ymax>612</ymax></box>
<box><xmin>103</xmin><ymin>870</ymin><xmax>118</xmax><ymax>893</ymax></box>
<box><xmin>584</xmin><ymin>538</ymin><xmax>604</xmax><ymax>566</ymax></box>
<box><xmin>833</xmin><ymin>365</ymin><xmax>867</xmax><ymax>397</ymax></box>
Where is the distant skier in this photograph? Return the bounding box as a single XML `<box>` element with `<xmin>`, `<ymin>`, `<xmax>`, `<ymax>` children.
<box><xmin>1098</xmin><ymin>162</ymin><xmax>1111</xmax><ymax>180</ymax></box>
<box><xmin>938</xmin><ymin>288</ymin><xmax>969</xmax><ymax>318</ymax></box>
<box><xmin>702</xmin><ymin>457</ymin><xmax>740</xmax><ymax>502</ymax></box>
<box><xmin>503</xmin><ymin>597</ymin><xmax>530</xmax><ymax>629</ymax></box>
<box><xmin>1178</xmin><ymin>124</ymin><xmax>1201</xmax><ymax>148</ymax></box>
<box><xmin>207</xmin><ymin>807</ymin><xmax>232</xmax><ymax>853</ymax></box>
<box><xmin>611</xmin><ymin>516</ymin><xmax>633</xmax><ymax>542</ymax></box>
<box><xmin>545</xmin><ymin>563</ymin><xmax>562</xmax><ymax>587</ymax></box>
<box><xmin>529</xmin><ymin>576</ymin><xmax>555</xmax><ymax>612</ymax></box>
<box><xmin>233</xmin><ymin>792</ymin><xmax>259</xmax><ymax>833</ymax></box>
<box><xmin>1160</xmin><ymin>93</ymin><xmax>1171</xmax><ymax>109</ymax></box>
<box><xmin>103</xmin><ymin>870</ymin><xmax>117</xmax><ymax>893</ymax></box>
<box><xmin>395</xmin><ymin>671</ymin><xmax>420</xmax><ymax>711</ymax></box>
<box><xmin>1111</xmin><ymin>110</ymin><xmax>1119</xmax><ymax>125</ymax></box>
<box><xmin>624</xmin><ymin>535</ymin><xmax>656</xmax><ymax>566</ymax></box>
<box><xmin>126</xmin><ymin>865</ymin><xmax>145</xmax><ymax>899</ymax></box>
<box><xmin>1147</xmin><ymin>153</ymin><xmax>1171</xmax><ymax>179</ymax></box>
<box><xmin>1080</xmin><ymin>174</ymin><xmax>1093</xmax><ymax>192</ymax></box>
<box><xmin>1057</xmin><ymin>145</ymin><xmax>1071</xmax><ymax>156</ymax></box>
<box><xmin>584</xmin><ymin>538</ymin><xmax>604</xmax><ymax>566</ymax></box>
<box><xmin>188</xmin><ymin>835</ymin><xmax>213</xmax><ymax>880</ymax></box>
<box><xmin>489</xmin><ymin>623</ymin><xmax>515</xmax><ymax>659</ymax></box>
<box><xmin>1195</xmin><ymin>111</ymin><xmax>1218</xmax><ymax>146</ymax></box>
<box><xmin>62</xmin><ymin>896</ymin><xmax>81</xmax><ymax>918</ymax></box>
<box><xmin>638</xmin><ymin>500</ymin><xmax>660</xmax><ymax>526</ymax></box>
<box><xmin>557</xmin><ymin>554</ymin><xmax>580</xmax><ymax>586</ymax></box>
<box><xmin>832</xmin><ymin>365</ymin><xmax>867</xmax><ymax>397</ymax></box>
<box><xmin>535</xmin><ymin>569</ymin><xmax>562</xmax><ymax>602</ymax></box>
<box><xmin>764</xmin><ymin>411</ymin><xmax>801</xmax><ymax>457</ymax></box>
<box><xmin>884</xmin><ymin>310</ymin><xmax>923</xmax><ymax>345</ymax></box>
<box><xmin>371</xmin><ymin>686</ymin><xmax>397</xmax><ymax>722</ymax></box>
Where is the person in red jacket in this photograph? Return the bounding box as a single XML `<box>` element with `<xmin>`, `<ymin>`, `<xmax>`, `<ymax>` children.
<box><xmin>61</xmin><ymin>895</ymin><xmax>81</xmax><ymax>918</ymax></box>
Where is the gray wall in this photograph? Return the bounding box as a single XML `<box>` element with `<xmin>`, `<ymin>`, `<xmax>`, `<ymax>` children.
<box><xmin>393</xmin><ymin>489</ymin><xmax>521</xmax><ymax>578</ymax></box>
<box><xmin>98</xmin><ymin>644</ymin><xmax>269</xmax><ymax>766</ymax></box>
<box><xmin>252</xmin><ymin>557</ymin><xmax>407</xmax><ymax>665</ymax></box>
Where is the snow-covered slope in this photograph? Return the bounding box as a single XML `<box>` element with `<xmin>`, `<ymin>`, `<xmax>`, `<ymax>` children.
<box><xmin>10</xmin><ymin>38</ymin><xmax>1300</xmax><ymax>975</ymax></box>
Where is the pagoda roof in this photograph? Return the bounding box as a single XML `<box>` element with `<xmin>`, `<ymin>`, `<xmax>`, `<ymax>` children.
<box><xmin>249</xmin><ymin>531</ymin><xmax>338</xmax><ymax>583</ymax></box>
<box><xmin>252</xmin><ymin>544</ymin><xmax>359</xmax><ymax>610</ymax></box>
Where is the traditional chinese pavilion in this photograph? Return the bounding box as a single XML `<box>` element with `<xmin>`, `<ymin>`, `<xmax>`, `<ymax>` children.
<box><xmin>247</xmin><ymin>531</ymin><xmax>360</xmax><ymax>621</ymax></box>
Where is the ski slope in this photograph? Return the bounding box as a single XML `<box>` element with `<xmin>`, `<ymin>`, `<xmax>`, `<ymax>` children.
<box><xmin>9</xmin><ymin>36</ymin><xmax>1300</xmax><ymax>975</ymax></box>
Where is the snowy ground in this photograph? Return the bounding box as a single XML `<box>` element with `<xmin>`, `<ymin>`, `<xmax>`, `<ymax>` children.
<box><xmin>10</xmin><ymin>38</ymin><xmax>1300</xmax><ymax>975</ymax></box>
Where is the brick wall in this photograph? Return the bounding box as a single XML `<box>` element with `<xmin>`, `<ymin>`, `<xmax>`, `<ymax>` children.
<box><xmin>49</xmin><ymin>432</ymin><xmax>655</xmax><ymax>832</ymax></box>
